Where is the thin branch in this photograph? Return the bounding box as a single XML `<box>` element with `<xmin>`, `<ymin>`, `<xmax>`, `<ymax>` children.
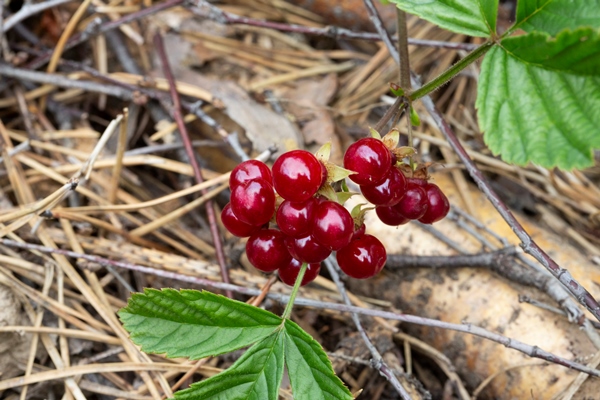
<box><xmin>153</xmin><ymin>33</ymin><xmax>232</xmax><ymax>297</ymax></box>
<box><xmin>25</xmin><ymin>0</ymin><xmax>185</xmax><ymax>70</ymax></box>
<box><xmin>387</xmin><ymin>247</ymin><xmax>517</xmax><ymax>269</ymax></box>
<box><xmin>361</xmin><ymin>0</ymin><xmax>600</xmax><ymax>324</ymax></box>
<box><xmin>324</xmin><ymin>258</ymin><xmax>413</xmax><ymax>400</ymax></box>
<box><xmin>2</xmin><ymin>0</ymin><xmax>77</xmax><ymax>33</ymax></box>
<box><xmin>186</xmin><ymin>0</ymin><xmax>477</xmax><ymax>51</ymax></box>
<box><xmin>2</xmin><ymin>238</ymin><xmax>600</xmax><ymax>378</ymax></box>
<box><xmin>395</xmin><ymin>10</ymin><xmax>411</xmax><ymax>91</ymax></box>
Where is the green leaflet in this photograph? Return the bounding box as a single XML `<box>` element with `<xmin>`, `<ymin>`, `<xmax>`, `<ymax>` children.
<box><xmin>389</xmin><ymin>0</ymin><xmax>498</xmax><ymax>37</ymax></box>
<box><xmin>175</xmin><ymin>331</ymin><xmax>285</xmax><ymax>400</ymax></box>
<box><xmin>283</xmin><ymin>320</ymin><xmax>353</xmax><ymax>400</ymax></box>
<box><xmin>476</xmin><ymin>46</ymin><xmax>600</xmax><ymax>169</ymax></box>
<box><xmin>513</xmin><ymin>0</ymin><xmax>600</xmax><ymax>35</ymax></box>
<box><xmin>500</xmin><ymin>28</ymin><xmax>600</xmax><ymax>76</ymax></box>
<box><xmin>119</xmin><ymin>289</ymin><xmax>281</xmax><ymax>359</ymax></box>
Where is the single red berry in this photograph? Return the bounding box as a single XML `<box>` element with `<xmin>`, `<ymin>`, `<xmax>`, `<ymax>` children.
<box><xmin>276</xmin><ymin>198</ymin><xmax>317</xmax><ymax>238</ymax></box>
<box><xmin>285</xmin><ymin>234</ymin><xmax>331</xmax><ymax>263</ymax></box>
<box><xmin>394</xmin><ymin>182</ymin><xmax>428</xmax><ymax>220</ymax></box>
<box><xmin>418</xmin><ymin>183</ymin><xmax>450</xmax><ymax>224</ymax></box>
<box><xmin>375</xmin><ymin>205</ymin><xmax>409</xmax><ymax>226</ymax></box>
<box><xmin>272</xmin><ymin>150</ymin><xmax>324</xmax><ymax>202</ymax></box>
<box><xmin>311</xmin><ymin>201</ymin><xmax>354</xmax><ymax>251</ymax></box>
<box><xmin>278</xmin><ymin>258</ymin><xmax>321</xmax><ymax>287</ymax></box>
<box><xmin>344</xmin><ymin>138</ymin><xmax>392</xmax><ymax>185</ymax></box>
<box><xmin>352</xmin><ymin>223</ymin><xmax>366</xmax><ymax>240</ymax></box>
<box><xmin>221</xmin><ymin>203</ymin><xmax>260</xmax><ymax>237</ymax></box>
<box><xmin>246</xmin><ymin>229</ymin><xmax>291</xmax><ymax>272</ymax></box>
<box><xmin>230</xmin><ymin>179</ymin><xmax>275</xmax><ymax>226</ymax></box>
<box><xmin>337</xmin><ymin>234</ymin><xmax>387</xmax><ymax>279</ymax></box>
<box><xmin>230</xmin><ymin>160</ymin><xmax>272</xmax><ymax>188</ymax></box>
<box><xmin>360</xmin><ymin>167</ymin><xmax>407</xmax><ymax>206</ymax></box>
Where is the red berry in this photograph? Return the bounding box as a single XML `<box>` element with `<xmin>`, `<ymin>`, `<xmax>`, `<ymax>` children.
<box><xmin>418</xmin><ymin>183</ymin><xmax>450</xmax><ymax>224</ymax></box>
<box><xmin>272</xmin><ymin>150</ymin><xmax>324</xmax><ymax>202</ymax></box>
<box><xmin>344</xmin><ymin>138</ymin><xmax>392</xmax><ymax>185</ymax></box>
<box><xmin>285</xmin><ymin>234</ymin><xmax>331</xmax><ymax>263</ymax></box>
<box><xmin>337</xmin><ymin>234</ymin><xmax>387</xmax><ymax>279</ymax></box>
<box><xmin>230</xmin><ymin>160</ymin><xmax>272</xmax><ymax>188</ymax></box>
<box><xmin>246</xmin><ymin>229</ymin><xmax>291</xmax><ymax>272</ymax></box>
<box><xmin>394</xmin><ymin>182</ymin><xmax>428</xmax><ymax>220</ymax></box>
<box><xmin>276</xmin><ymin>198</ymin><xmax>317</xmax><ymax>238</ymax></box>
<box><xmin>278</xmin><ymin>258</ymin><xmax>321</xmax><ymax>287</ymax></box>
<box><xmin>221</xmin><ymin>203</ymin><xmax>260</xmax><ymax>237</ymax></box>
<box><xmin>230</xmin><ymin>179</ymin><xmax>275</xmax><ymax>226</ymax></box>
<box><xmin>360</xmin><ymin>167</ymin><xmax>407</xmax><ymax>206</ymax></box>
<box><xmin>311</xmin><ymin>201</ymin><xmax>354</xmax><ymax>251</ymax></box>
<box><xmin>407</xmin><ymin>177</ymin><xmax>427</xmax><ymax>186</ymax></box>
<box><xmin>375</xmin><ymin>205</ymin><xmax>410</xmax><ymax>226</ymax></box>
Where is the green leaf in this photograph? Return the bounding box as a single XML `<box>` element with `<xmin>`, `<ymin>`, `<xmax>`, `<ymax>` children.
<box><xmin>476</xmin><ymin>45</ymin><xmax>600</xmax><ymax>169</ymax></box>
<box><xmin>500</xmin><ymin>27</ymin><xmax>600</xmax><ymax>76</ymax></box>
<box><xmin>119</xmin><ymin>289</ymin><xmax>282</xmax><ymax>359</ymax></box>
<box><xmin>389</xmin><ymin>0</ymin><xmax>498</xmax><ymax>38</ymax></box>
<box><xmin>283</xmin><ymin>320</ymin><xmax>353</xmax><ymax>400</ymax></box>
<box><xmin>513</xmin><ymin>0</ymin><xmax>600</xmax><ymax>35</ymax></box>
<box><xmin>175</xmin><ymin>331</ymin><xmax>285</xmax><ymax>400</ymax></box>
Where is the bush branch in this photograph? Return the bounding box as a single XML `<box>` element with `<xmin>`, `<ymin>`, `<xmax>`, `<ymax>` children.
<box><xmin>153</xmin><ymin>32</ymin><xmax>232</xmax><ymax>297</ymax></box>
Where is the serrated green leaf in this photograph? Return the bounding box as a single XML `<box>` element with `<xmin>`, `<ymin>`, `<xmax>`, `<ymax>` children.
<box><xmin>119</xmin><ymin>289</ymin><xmax>281</xmax><ymax>359</ymax></box>
<box><xmin>175</xmin><ymin>331</ymin><xmax>285</xmax><ymax>400</ymax></box>
<box><xmin>513</xmin><ymin>0</ymin><xmax>600</xmax><ymax>35</ymax></box>
<box><xmin>283</xmin><ymin>320</ymin><xmax>353</xmax><ymax>400</ymax></box>
<box><xmin>500</xmin><ymin>27</ymin><xmax>600</xmax><ymax>76</ymax></box>
<box><xmin>476</xmin><ymin>46</ymin><xmax>600</xmax><ymax>169</ymax></box>
<box><xmin>389</xmin><ymin>0</ymin><xmax>498</xmax><ymax>37</ymax></box>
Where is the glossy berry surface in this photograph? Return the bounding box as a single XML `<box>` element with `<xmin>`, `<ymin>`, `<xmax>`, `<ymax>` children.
<box><xmin>246</xmin><ymin>229</ymin><xmax>291</xmax><ymax>272</ymax></box>
<box><xmin>230</xmin><ymin>179</ymin><xmax>275</xmax><ymax>226</ymax></box>
<box><xmin>337</xmin><ymin>234</ymin><xmax>387</xmax><ymax>279</ymax></box>
<box><xmin>394</xmin><ymin>182</ymin><xmax>428</xmax><ymax>220</ymax></box>
<box><xmin>221</xmin><ymin>203</ymin><xmax>259</xmax><ymax>237</ymax></box>
<box><xmin>360</xmin><ymin>167</ymin><xmax>406</xmax><ymax>206</ymax></box>
<box><xmin>229</xmin><ymin>160</ymin><xmax>272</xmax><ymax>188</ymax></box>
<box><xmin>344</xmin><ymin>138</ymin><xmax>392</xmax><ymax>185</ymax></box>
<box><xmin>375</xmin><ymin>205</ymin><xmax>409</xmax><ymax>226</ymax></box>
<box><xmin>311</xmin><ymin>201</ymin><xmax>354</xmax><ymax>251</ymax></box>
<box><xmin>285</xmin><ymin>234</ymin><xmax>331</xmax><ymax>263</ymax></box>
<box><xmin>418</xmin><ymin>183</ymin><xmax>450</xmax><ymax>224</ymax></box>
<box><xmin>278</xmin><ymin>258</ymin><xmax>321</xmax><ymax>287</ymax></box>
<box><xmin>272</xmin><ymin>150</ymin><xmax>324</xmax><ymax>202</ymax></box>
<box><xmin>276</xmin><ymin>198</ymin><xmax>316</xmax><ymax>238</ymax></box>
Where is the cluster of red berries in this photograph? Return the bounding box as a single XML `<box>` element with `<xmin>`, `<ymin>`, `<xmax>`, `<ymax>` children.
<box><xmin>344</xmin><ymin>138</ymin><xmax>449</xmax><ymax>226</ymax></box>
<box><xmin>221</xmin><ymin>135</ymin><xmax>449</xmax><ymax>287</ymax></box>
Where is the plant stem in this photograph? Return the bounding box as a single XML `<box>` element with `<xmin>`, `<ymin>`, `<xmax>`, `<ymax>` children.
<box><xmin>281</xmin><ymin>263</ymin><xmax>308</xmax><ymax>320</ymax></box>
<box><xmin>410</xmin><ymin>41</ymin><xmax>494</xmax><ymax>101</ymax></box>
<box><xmin>396</xmin><ymin>10</ymin><xmax>411</xmax><ymax>91</ymax></box>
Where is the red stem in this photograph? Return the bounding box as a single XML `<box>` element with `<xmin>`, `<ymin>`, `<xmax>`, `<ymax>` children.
<box><xmin>153</xmin><ymin>33</ymin><xmax>232</xmax><ymax>298</ymax></box>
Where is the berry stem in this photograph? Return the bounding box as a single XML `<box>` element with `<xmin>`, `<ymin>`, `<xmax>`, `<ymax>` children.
<box><xmin>409</xmin><ymin>41</ymin><xmax>494</xmax><ymax>101</ymax></box>
<box><xmin>281</xmin><ymin>262</ymin><xmax>308</xmax><ymax>320</ymax></box>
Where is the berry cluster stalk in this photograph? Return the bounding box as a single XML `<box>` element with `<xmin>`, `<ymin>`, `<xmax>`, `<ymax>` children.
<box><xmin>281</xmin><ymin>262</ymin><xmax>308</xmax><ymax>320</ymax></box>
